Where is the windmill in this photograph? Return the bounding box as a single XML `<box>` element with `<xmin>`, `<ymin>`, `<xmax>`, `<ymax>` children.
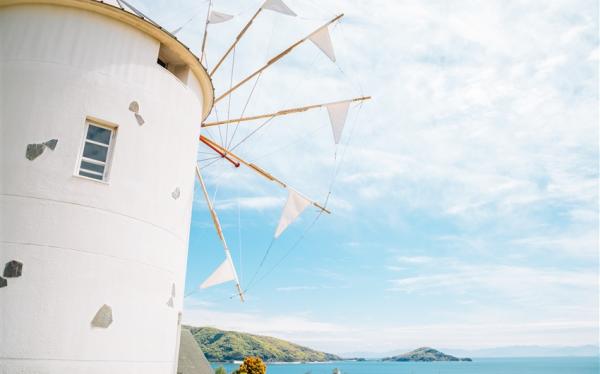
<box><xmin>193</xmin><ymin>0</ymin><xmax>371</xmax><ymax>302</ymax></box>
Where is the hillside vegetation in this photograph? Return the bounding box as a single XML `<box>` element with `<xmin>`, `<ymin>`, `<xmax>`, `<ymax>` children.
<box><xmin>186</xmin><ymin>326</ymin><xmax>341</xmax><ymax>362</ymax></box>
<box><xmin>383</xmin><ymin>347</ymin><xmax>472</xmax><ymax>362</ymax></box>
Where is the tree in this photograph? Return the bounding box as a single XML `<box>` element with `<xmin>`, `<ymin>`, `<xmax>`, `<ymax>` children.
<box><xmin>233</xmin><ymin>356</ymin><xmax>266</xmax><ymax>374</ymax></box>
<box><xmin>215</xmin><ymin>367</ymin><xmax>227</xmax><ymax>374</ymax></box>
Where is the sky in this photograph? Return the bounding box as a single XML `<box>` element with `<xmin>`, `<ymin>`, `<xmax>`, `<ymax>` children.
<box><xmin>133</xmin><ymin>0</ymin><xmax>598</xmax><ymax>354</ymax></box>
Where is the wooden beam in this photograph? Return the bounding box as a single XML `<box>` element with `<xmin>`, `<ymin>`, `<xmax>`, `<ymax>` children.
<box><xmin>214</xmin><ymin>14</ymin><xmax>344</xmax><ymax>104</ymax></box>
<box><xmin>202</xmin><ymin>96</ymin><xmax>372</xmax><ymax>127</ymax></box>
<box><xmin>195</xmin><ymin>165</ymin><xmax>245</xmax><ymax>302</ymax></box>
<box><xmin>210</xmin><ymin>7</ymin><xmax>263</xmax><ymax>77</ymax></box>
<box><xmin>199</xmin><ymin>0</ymin><xmax>212</xmax><ymax>64</ymax></box>
<box><xmin>199</xmin><ymin>135</ymin><xmax>332</xmax><ymax>214</ymax></box>
<box><xmin>199</xmin><ymin>135</ymin><xmax>241</xmax><ymax>167</ymax></box>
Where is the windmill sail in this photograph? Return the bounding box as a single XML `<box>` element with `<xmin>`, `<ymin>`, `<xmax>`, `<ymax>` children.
<box><xmin>275</xmin><ymin>188</ymin><xmax>312</xmax><ymax>238</ymax></box>
<box><xmin>201</xmin><ymin>254</ymin><xmax>237</xmax><ymax>288</ymax></box>
<box><xmin>326</xmin><ymin>101</ymin><xmax>351</xmax><ymax>144</ymax></box>
<box><xmin>309</xmin><ymin>26</ymin><xmax>336</xmax><ymax>62</ymax></box>
<box><xmin>208</xmin><ymin>10</ymin><xmax>234</xmax><ymax>24</ymax></box>
<box><xmin>262</xmin><ymin>0</ymin><xmax>296</xmax><ymax>16</ymax></box>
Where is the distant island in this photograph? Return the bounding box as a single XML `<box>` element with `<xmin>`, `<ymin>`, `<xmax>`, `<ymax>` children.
<box><xmin>383</xmin><ymin>347</ymin><xmax>472</xmax><ymax>362</ymax></box>
<box><xmin>186</xmin><ymin>326</ymin><xmax>341</xmax><ymax>362</ymax></box>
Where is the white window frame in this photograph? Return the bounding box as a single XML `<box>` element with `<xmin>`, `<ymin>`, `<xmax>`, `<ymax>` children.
<box><xmin>76</xmin><ymin>119</ymin><xmax>117</xmax><ymax>182</ymax></box>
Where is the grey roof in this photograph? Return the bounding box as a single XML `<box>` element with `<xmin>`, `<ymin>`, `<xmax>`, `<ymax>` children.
<box><xmin>178</xmin><ymin>329</ymin><xmax>215</xmax><ymax>374</ymax></box>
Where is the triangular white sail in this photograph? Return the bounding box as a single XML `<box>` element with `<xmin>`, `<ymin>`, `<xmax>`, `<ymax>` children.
<box><xmin>326</xmin><ymin>101</ymin><xmax>350</xmax><ymax>144</ymax></box>
<box><xmin>262</xmin><ymin>0</ymin><xmax>297</xmax><ymax>16</ymax></box>
<box><xmin>208</xmin><ymin>10</ymin><xmax>234</xmax><ymax>24</ymax></box>
<box><xmin>275</xmin><ymin>188</ymin><xmax>312</xmax><ymax>238</ymax></box>
<box><xmin>200</xmin><ymin>256</ymin><xmax>236</xmax><ymax>288</ymax></box>
<box><xmin>309</xmin><ymin>26</ymin><xmax>336</xmax><ymax>62</ymax></box>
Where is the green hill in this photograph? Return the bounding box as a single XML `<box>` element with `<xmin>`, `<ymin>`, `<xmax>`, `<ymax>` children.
<box><xmin>383</xmin><ymin>347</ymin><xmax>472</xmax><ymax>362</ymax></box>
<box><xmin>185</xmin><ymin>326</ymin><xmax>341</xmax><ymax>362</ymax></box>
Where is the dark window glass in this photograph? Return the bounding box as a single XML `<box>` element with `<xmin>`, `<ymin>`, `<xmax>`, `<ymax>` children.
<box><xmin>80</xmin><ymin>160</ymin><xmax>105</xmax><ymax>174</ymax></box>
<box><xmin>86</xmin><ymin>125</ymin><xmax>111</xmax><ymax>145</ymax></box>
<box><xmin>79</xmin><ymin>170</ymin><xmax>103</xmax><ymax>180</ymax></box>
<box><xmin>83</xmin><ymin>142</ymin><xmax>108</xmax><ymax>162</ymax></box>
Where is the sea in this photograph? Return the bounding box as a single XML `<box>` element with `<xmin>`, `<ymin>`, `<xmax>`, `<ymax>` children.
<box><xmin>212</xmin><ymin>357</ymin><xmax>599</xmax><ymax>374</ymax></box>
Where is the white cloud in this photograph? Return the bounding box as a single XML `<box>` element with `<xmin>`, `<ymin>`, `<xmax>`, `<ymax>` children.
<box><xmin>511</xmin><ymin>230</ymin><xmax>599</xmax><ymax>258</ymax></box>
<box><xmin>182</xmin><ymin>300</ymin><xmax>598</xmax><ymax>353</ymax></box>
<box><xmin>394</xmin><ymin>256</ymin><xmax>434</xmax><ymax>264</ymax></box>
<box><xmin>215</xmin><ymin>196</ymin><xmax>284</xmax><ymax>211</ymax></box>
<box><xmin>388</xmin><ymin>265</ymin><xmax>596</xmax><ymax>295</ymax></box>
<box><xmin>183</xmin><ymin>301</ymin><xmax>348</xmax><ymax>337</ymax></box>
<box><xmin>275</xmin><ymin>286</ymin><xmax>319</xmax><ymax>292</ymax></box>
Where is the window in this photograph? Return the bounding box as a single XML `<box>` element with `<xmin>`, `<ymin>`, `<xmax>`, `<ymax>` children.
<box><xmin>157</xmin><ymin>44</ymin><xmax>190</xmax><ymax>83</ymax></box>
<box><xmin>77</xmin><ymin>121</ymin><xmax>116</xmax><ymax>181</ymax></box>
<box><xmin>157</xmin><ymin>57</ymin><xmax>167</xmax><ymax>69</ymax></box>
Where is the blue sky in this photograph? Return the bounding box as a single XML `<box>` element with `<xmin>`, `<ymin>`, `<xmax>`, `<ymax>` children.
<box><xmin>134</xmin><ymin>0</ymin><xmax>598</xmax><ymax>353</ymax></box>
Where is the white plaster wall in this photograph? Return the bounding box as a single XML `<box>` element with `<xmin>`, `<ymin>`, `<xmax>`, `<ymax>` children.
<box><xmin>0</xmin><ymin>4</ymin><xmax>205</xmax><ymax>373</ymax></box>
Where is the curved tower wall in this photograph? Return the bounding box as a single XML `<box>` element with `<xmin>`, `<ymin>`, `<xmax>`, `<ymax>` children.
<box><xmin>0</xmin><ymin>3</ymin><xmax>211</xmax><ymax>373</ymax></box>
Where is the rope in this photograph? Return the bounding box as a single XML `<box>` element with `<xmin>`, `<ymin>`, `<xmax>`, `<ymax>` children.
<box><xmin>237</xmin><ymin>181</ymin><xmax>243</xmax><ymax>286</ymax></box>
<box><xmin>200</xmin><ymin>152</ymin><xmax>228</xmax><ymax>169</ymax></box>
<box><xmin>244</xmin><ymin>211</ymin><xmax>324</xmax><ymax>294</ymax></box>
<box><xmin>249</xmin><ymin>123</ymin><xmax>328</xmax><ymax>162</ymax></box>
<box><xmin>335</xmin><ymin>23</ymin><xmax>366</xmax><ymax>98</ymax></box>
<box><xmin>225</xmin><ymin>46</ymin><xmax>236</xmax><ymax>148</ymax></box>
<box><xmin>184</xmin><ymin>287</ymin><xmax>242</xmax><ymax>302</ymax></box>
<box><xmin>226</xmin><ymin>7</ymin><xmax>275</xmax><ymax>151</ymax></box>
<box><xmin>228</xmin><ymin>48</ymin><xmax>322</xmax><ymax>154</ymax></box>
<box><xmin>198</xmin><ymin>155</ymin><xmax>221</xmax><ymax>162</ymax></box>
<box><xmin>244</xmin><ymin>238</ymin><xmax>276</xmax><ymax>290</ymax></box>
<box><xmin>229</xmin><ymin>116</ymin><xmax>274</xmax><ymax>152</ymax></box>
<box><xmin>243</xmin><ymin>101</ymin><xmax>366</xmax><ymax>294</ymax></box>
<box><xmin>225</xmin><ymin>71</ymin><xmax>264</xmax><ymax>150</ymax></box>
<box><xmin>169</xmin><ymin>0</ymin><xmax>210</xmax><ymax>34</ymax></box>
<box><xmin>198</xmin><ymin>150</ymin><xmax>220</xmax><ymax>156</ymax></box>
<box><xmin>220</xmin><ymin>18</ymin><xmax>349</xmax><ymax>155</ymax></box>
<box><xmin>229</xmin><ymin>47</ymin><xmax>335</xmax><ymax>291</ymax></box>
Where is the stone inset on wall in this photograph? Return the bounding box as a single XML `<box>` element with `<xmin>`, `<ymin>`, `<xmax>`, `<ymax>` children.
<box><xmin>44</xmin><ymin>139</ymin><xmax>58</xmax><ymax>150</ymax></box>
<box><xmin>167</xmin><ymin>297</ymin><xmax>174</xmax><ymax>308</ymax></box>
<box><xmin>135</xmin><ymin>113</ymin><xmax>145</xmax><ymax>126</ymax></box>
<box><xmin>0</xmin><ymin>276</ymin><xmax>7</xmax><ymax>288</ymax></box>
<box><xmin>172</xmin><ymin>187</ymin><xmax>181</xmax><ymax>200</ymax></box>
<box><xmin>26</xmin><ymin>139</ymin><xmax>58</xmax><ymax>160</ymax></box>
<box><xmin>129</xmin><ymin>101</ymin><xmax>145</xmax><ymax>125</ymax></box>
<box><xmin>4</xmin><ymin>260</ymin><xmax>23</xmax><ymax>278</ymax></box>
<box><xmin>91</xmin><ymin>304</ymin><xmax>113</xmax><ymax>328</ymax></box>
<box><xmin>129</xmin><ymin>101</ymin><xmax>140</xmax><ymax>113</ymax></box>
<box><xmin>25</xmin><ymin>143</ymin><xmax>45</xmax><ymax>160</ymax></box>
<box><xmin>171</xmin><ymin>283</ymin><xmax>176</xmax><ymax>297</ymax></box>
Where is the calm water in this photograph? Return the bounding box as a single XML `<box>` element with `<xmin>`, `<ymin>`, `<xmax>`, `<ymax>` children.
<box><xmin>212</xmin><ymin>357</ymin><xmax>599</xmax><ymax>374</ymax></box>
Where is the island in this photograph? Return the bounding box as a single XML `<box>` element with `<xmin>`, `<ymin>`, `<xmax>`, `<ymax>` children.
<box><xmin>186</xmin><ymin>326</ymin><xmax>341</xmax><ymax>362</ymax></box>
<box><xmin>382</xmin><ymin>347</ymin><xmax>472</xmax><ymax>362</ymax></box>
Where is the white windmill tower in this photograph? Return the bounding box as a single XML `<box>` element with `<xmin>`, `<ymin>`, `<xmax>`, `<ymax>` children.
<box><xmin>1</xmin><ymin>0</ymin><xmax>213</xmax><ymax>373</ymax></box>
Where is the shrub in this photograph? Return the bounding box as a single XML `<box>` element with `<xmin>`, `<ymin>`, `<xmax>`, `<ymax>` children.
<box><xmin>215</xmin><ymin>367</ymin><xmax>227</xmax><ymax>374</ymax></box>
<box><xmin>233</xmin><ymin>356</ymin><xmax>266</xmax><ymax>374</ymax></box>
